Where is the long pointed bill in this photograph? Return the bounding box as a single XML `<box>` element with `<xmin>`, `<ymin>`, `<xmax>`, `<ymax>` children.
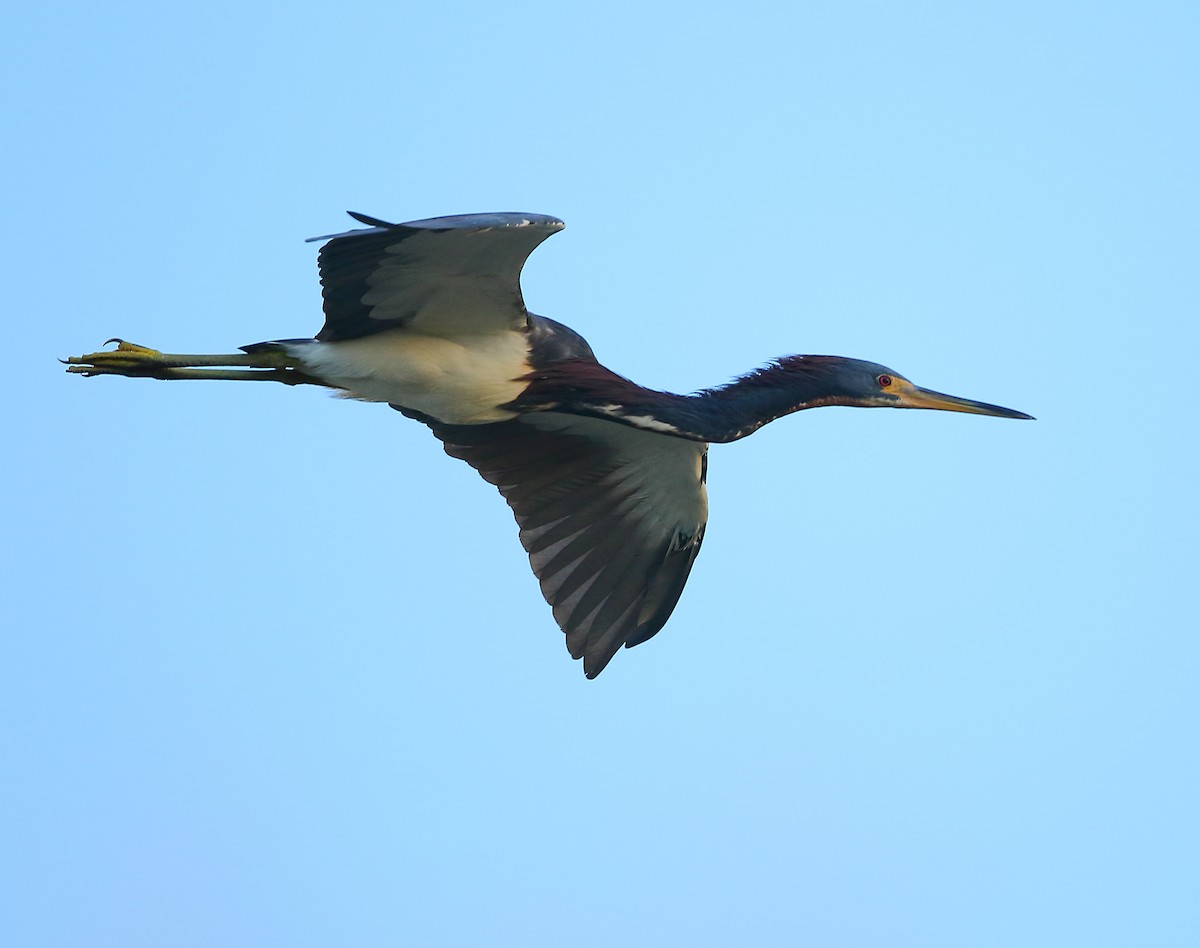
<box><xmin>897</xmin><ymin>384</ymin><xmax>1035</xmax><ymax>420</ymax></box>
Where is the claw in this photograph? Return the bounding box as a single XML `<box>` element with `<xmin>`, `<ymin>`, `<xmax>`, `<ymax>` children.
<box><xmin>100</xmin><ymin>338</ymin><xmax>160</xmax><ymax>354</ymax></box>
<box><xmin>64</xmin><ymin>339</ymin><xmax>167</xmax><ymax>377</ymax></box>
<box><xmin>100</xmin><ymin>338</ymin><xmax>162</xmax><ymax>356</ymax></box>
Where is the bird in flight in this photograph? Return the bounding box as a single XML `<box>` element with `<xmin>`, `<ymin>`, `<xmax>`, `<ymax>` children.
<box><xmin>66</xmin><ymin>211</ymin><xmax>1032</xmax><ymax>677</ymax></box>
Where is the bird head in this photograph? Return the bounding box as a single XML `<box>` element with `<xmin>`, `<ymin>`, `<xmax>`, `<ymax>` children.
<box><xmin>779</xmin><ymin>356</ymin><xmax>1034</xmax><ymax>419</ymax></box>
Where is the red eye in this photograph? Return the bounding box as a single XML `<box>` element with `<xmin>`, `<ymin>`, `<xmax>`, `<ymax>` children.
<box><xmin>877</xmin><ymin>374</ymin><xmax>893</xmax><ymax>387</ymax></box>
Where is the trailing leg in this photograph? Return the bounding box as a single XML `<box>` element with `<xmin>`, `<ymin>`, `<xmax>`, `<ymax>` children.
<box><xmin>64</xmin><ymin>338</ymin><xmax>328</xmax><ymax>387</ymax></box>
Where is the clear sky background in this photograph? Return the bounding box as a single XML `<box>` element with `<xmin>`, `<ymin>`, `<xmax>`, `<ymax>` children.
<box><xmin>4</xmin><ymin>2</ymin><xmax>1197</xmax><ymax>945</ymax></box>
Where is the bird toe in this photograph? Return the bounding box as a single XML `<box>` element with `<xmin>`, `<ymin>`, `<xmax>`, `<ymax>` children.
<box><xmin>64</xmin><ymin>340</ymin><xmax>166</xmax><ymax>377</ymax></box>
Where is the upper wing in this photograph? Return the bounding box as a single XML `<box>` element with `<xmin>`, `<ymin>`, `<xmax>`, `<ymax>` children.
<box><xmin>405</xmin><ymin>410</ymin><xmax>709</xmax><ymax>678</ymax></box>
<box><xmin>308</xmin><ymin>212</ymin><xmax>565</xmax><ymax>342</ymax></box>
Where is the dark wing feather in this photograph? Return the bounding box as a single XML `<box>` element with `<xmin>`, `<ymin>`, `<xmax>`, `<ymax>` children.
<box><xmin>308</xmin><ymin>212</ymin><xmax>564</xmax><ymax>342</ymax></box>
<box><xmin>404</xmin><ymin>410</ymin><xmax>708</xmax><ymax>678</ymax></box>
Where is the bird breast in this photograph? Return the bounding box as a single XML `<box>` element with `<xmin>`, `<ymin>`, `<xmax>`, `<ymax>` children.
<box><xmin>288</xmin><ymin>328</ymin><xmax>531</xmax><ymax>424</ymax></box>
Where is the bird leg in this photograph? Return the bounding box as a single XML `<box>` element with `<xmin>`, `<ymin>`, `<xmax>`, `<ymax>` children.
<box><xmin>63</xmin><ymin>338</ymin><xmax>327</xmax><ymax>387</ymax></box>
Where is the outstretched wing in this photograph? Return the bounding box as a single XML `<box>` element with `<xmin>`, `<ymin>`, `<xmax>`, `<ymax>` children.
<box><xmin>404</xmin><ymin>409</ymin><xmax>709</xmax><ymax>678</ymax></box>
<box><xmin>308</xmin><ymin>212</ymin><xmax>565</xmax><ymax>342</ymax></box>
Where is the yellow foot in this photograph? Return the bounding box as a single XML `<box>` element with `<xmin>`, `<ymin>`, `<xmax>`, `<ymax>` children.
<box><xmin>63</xmin><ymin>338</ymin><xmax>170</xmax><ymax>378</ymax></box>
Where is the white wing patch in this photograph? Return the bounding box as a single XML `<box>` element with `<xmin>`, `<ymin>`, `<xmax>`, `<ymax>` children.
<box><xmin>591</xmin><ymin>403</ymin><xmax>686</xmax><ymax>434</ymax></box>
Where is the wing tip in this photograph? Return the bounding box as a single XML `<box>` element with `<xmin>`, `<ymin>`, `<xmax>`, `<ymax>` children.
<box><xmin>346</xmin><ymin>210</ymin><xmax>396</xmax><ymax>228</ymax></box>
<box><xmin>582</xmin><ymin>654</ymin><xmax>610</xmax><ymax>680</ymax></box>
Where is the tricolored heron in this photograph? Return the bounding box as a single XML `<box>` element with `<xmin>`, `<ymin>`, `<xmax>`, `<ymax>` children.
<box><xmin>66</xmin><ymin>211</ymin><xmax>1032</xmax><ymax>678</ymax></box>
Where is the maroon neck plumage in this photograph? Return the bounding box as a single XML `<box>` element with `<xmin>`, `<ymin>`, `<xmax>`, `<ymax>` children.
<box><xmin>512</xmin><ymin>355</ymin><xmax>866</xmax><ymax>443</ymax></box>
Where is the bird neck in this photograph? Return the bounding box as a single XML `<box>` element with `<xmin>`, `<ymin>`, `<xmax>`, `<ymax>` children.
<box><xmin>514</xmin><ymin>357</ymin><xmax>856</xmax><ymax>444</ymax></box>
<box><xmin>687</xmin><ymin>358</ymin><xmax>859</xmax><ymax>442</ymax></box>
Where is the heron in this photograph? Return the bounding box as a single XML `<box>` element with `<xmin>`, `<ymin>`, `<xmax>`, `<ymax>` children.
<box><xmin>66</xmin><ymin>211</ymin><xmax>1033</xmax><ymax>678</ymax></box>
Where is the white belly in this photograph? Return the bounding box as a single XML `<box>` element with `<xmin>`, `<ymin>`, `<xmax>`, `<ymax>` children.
<box><xmin>289</xmin><ymin>328</ymin><xmax>531</xmax><ymax>424</ymax></box>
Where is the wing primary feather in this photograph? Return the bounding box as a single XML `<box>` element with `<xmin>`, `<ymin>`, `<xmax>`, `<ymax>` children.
<box><xmin>628</xmin><ymin>526</ymin><xmax>706</xmax><ymax>647</ymax></box>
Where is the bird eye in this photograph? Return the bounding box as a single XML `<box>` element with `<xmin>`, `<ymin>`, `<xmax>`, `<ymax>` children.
<box><xmin>877</xmin><ymin>374</ymin><xmax>893</xmax><ymax>387</ymax></box>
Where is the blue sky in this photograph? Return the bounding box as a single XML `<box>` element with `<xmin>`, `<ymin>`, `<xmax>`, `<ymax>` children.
<box><xmin>4</xmin><ymin>1</ymin><xmax>1197</xmax><ymax>945</ymax></box>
